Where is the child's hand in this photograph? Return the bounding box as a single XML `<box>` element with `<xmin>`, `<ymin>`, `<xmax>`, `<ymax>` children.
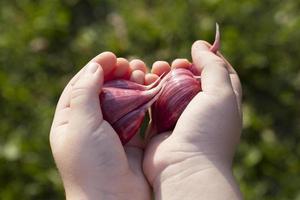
<box><xmin>50</xmin><ymin>52</ymin><xmax>151</xmax><ymax>200</ymax></box>
<box><xmin>143</xmin><ymin>41</ymin><xmax>243</xmax><ymax>200</ymax></box>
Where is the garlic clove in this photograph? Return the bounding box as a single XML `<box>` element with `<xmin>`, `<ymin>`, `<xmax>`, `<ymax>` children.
<box><xmin>100</xmin><ymin>86</ymin><xmax>159</xmax><ymax>124</ymax></box>
<box><xmin>113</xmin><ymin>108</ymin><xmax>145</xmax><ymax>144</ymax></box>
<box><xmin>101</xmin><ymin>88</ymin><xmax>144</xmax><ymax>124</ymax></box>
<box><xmin>151</xmin><ymin>68</ymin><xmax>201</xmax><ymax>133</ymax></box>
<box><xmin>112</xmin><ymin>83</ymin><xmax>164</xmax><ymax>144</ymax></box>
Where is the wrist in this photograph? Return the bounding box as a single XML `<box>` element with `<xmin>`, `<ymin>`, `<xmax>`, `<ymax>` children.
<box><xmin>152</xmin><ymin>156</ymin><xmax>242</xmax><ymax>200</ymax></box>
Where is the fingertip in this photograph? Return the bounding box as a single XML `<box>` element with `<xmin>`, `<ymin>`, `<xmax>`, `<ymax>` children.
<box><xmin>145</xmin><ymin>73</ymin><xmax>159</xmax><ymax>85</ymax></box>
<box><xmin>114</xmin><ymin>57</ymin><xmax>131</xmax><ymax>79</ymax></box>
<box><xmin>130</xmin><ymin>70</ymin><xmax>145</xmax><ymax>84</ymax></box>
<box><xmin>171</xmin><ymin>59</ymin><xmax>191</xmax><ymax>69</ymax></box>
<box><xmin>191</xmin><ymin>40</ymin><xmax>216</xmax><ymax>73</ymax></box>
<box><xmin>102</xmin><ymin>51</ymin><xmax>116</xmax><ymax>57</ymax></box>
<box><xmin>191</xmin><ymin>40</ymin><xmax>211</xmax><ymax>52</ymax></box>
<box><xmin>91</xmin><ymin>51</ymin><xmax>117</xmax><ymax>76</ymax></box>
<box><xmin>129</xmin><ymin>59</ymin><xmax>147</xmax><ymax>73</ymax></box>
<box><xmin>99</xmin><ymin>51</ymin><xmax>117</xmax><ymax>61</ymax></box>
<box><xmin>151</xmin><ymin>61</ymin><xmax>170</xmax><ymax>76</ymax></box>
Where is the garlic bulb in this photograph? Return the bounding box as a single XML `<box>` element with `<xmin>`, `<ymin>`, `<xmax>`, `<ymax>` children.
<box><xmin>99</xmin><ymin>24</ymin><xmax>221</xmax><ymax>144</ymax></box>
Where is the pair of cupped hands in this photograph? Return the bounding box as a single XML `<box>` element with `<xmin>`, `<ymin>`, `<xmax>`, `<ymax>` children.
<box><xmin>50</xmin><ymin>40</ymin><xmax>243</xmax><ymax>200</ymax></box>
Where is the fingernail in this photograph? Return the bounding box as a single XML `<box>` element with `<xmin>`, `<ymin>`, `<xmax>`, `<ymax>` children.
<box><xmin>86</xmin><ymin>63</ymin><xmax>99</xmax><ymax>74</ymax></box>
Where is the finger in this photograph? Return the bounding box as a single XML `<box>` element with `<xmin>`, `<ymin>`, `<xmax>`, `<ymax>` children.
<box><xmin>192</xmin><ymin>41</ymin><xmax>242</xmax><ymax>95</ymax></box>
<box><xmin>51</xmin><ymin>64</ymin><xmax>88</xmax><ymax>145</ymax></box>
<box><xmin>90</xmin><ymin>51</ymin><xmax>117</xmax><ymax>76</ymax></box>
<box><xmin>151</xmin><ymin>61</ymin><xmax>170</xmax><ymax>76</ymax></box>
<box><xmin>145</xmin><ymin>73</ymin><xmax>159</xmax><ymax>85</ymax></box>
<box><xmin>171</xmin><ymin>58</ymin><xmax>191</xmax><ymax>69</ymax></box>
<box><xmin>113</xmin><ymin>58</ymin><xmax>131</xmax><ymax>79</ymax></box>
<box><xmin>130</xmin><ymin>70</ymin><xmax>145</xmax><ymax>84</ymax></box>
<box><xmin>129</xmin><ymin>59</ymin><xmax>148</xmax><ymax>73</ymax></box>
<box><xmin>51</xmin><ymin>53</ymin><xmax>115</xmax><ymax>144</ymax></box>
<box><xmin>70</xmin><ymin>62</ymin><xmax>104</xmax><ymax>128</ymax></box>
<box><xmin>191</xmin><ymin>40</ymin><xmax>233</xmax><ymax>96</ymax></box>
<box><xmin>56</xmin><ymin>52</ymin><xmax>116</xmax><ymax>111</ymax></box>
<box><xmin>192</xmin><ymin>40</ymin><xmax>242</xmax><ymax>110</ymax></box>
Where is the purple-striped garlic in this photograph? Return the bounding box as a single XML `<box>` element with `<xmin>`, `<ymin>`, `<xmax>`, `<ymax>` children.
<box><xmin>99</xmin><ymin>76</ymin><xmax>163</xmax><ymax>144</ymax></box>
<box><xmin>100</xmin><ymin>23</ymin><xmax>221</xmax><ymax>143</ymax></box>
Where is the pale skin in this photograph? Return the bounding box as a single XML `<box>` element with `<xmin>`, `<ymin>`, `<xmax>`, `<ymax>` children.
<box><xmin>50</xmin><ymin>40</ymin><xmax>242</xmax><ymax>199</ymax></box>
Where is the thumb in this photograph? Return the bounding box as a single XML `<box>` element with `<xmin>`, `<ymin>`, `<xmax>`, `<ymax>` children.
<box><xmin>191</xmin><ymin>40</ymin><xmax>233</xmax><ymax>95</ymax></box>
<box><xmin>70</xmin><ymin>62</ymin><xmax>104</xmax><ymax>127</ymax></box>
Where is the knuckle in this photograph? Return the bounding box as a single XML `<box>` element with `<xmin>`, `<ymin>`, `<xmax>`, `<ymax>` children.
<box><xmin>208</xmin><ymin>85</ymin><xmax>235</xmax><ymax>100</ymax></box>
<box><xmin>71</xmin><ymin>86</ymin><xmax>87</xmax><ymax>99</ymax></box>
<box><xmin>202</xmin><ymin>53</ymin><xmax>227</xmax><ymax>69</ymax></box>
<box><xmin>70</xmin><ymin>78</ymin><xmax>96</xmax><ymax>100</ymax></box>
<box><xmin>70</xmin><ymin>86</ymin><xmax>93</xmax><ymax>103</ymax></box>
<box><xmin>218</xmin><ymin>61</ymin><xmax>228</xmax><ymax>70</ymax></box>
<box><xmin>211</xmin><ymin>57</ymin><xmax>227</xmax><ymax>68</ymax></box>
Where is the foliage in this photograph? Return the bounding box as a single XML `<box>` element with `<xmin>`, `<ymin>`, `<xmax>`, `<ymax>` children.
<box><xmin>0</xmin><ymin>0</ymin><xmax>299</xmax><ymax>199</ymax></box>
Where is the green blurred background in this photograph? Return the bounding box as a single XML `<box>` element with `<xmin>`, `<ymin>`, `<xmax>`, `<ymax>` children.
<box><xmin>0</xmin><ymin>0</ymin><xmax>299</xmax><ymax>199</ymax></box>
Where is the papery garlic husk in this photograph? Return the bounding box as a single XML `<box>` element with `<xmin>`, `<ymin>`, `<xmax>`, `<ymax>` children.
<box><xmin>151</xmin><ymin>68</ymin><xmax>201</xmax><ymax>133</ymax></box>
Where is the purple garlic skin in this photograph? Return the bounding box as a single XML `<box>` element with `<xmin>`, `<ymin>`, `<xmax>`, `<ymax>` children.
<box><xmin>151</xmin><ymin>68</ymin><xmax>201</xmax><ymax>133</ymax></box>
<box><xmin>99</xmin><ymin>77</ymin><xmax>164</xmax><ymax>144</ymax></box>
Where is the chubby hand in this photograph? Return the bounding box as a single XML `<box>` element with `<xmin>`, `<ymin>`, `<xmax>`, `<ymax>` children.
<box><xmin>143</xmin><ymin>41</ymin><xmax>243</xmax><ymax>200</ymax></box>
<box><xmin>50</xmin><ymin>52</ymin><xmax>152</xmax><ymax>200</ymax></box>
